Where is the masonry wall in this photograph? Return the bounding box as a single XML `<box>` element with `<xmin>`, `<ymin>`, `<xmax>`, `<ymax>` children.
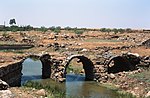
<box><xmin>0</xmin><ymin>60</ymin><xmax>23</xmax><ymax>86</ymax></box>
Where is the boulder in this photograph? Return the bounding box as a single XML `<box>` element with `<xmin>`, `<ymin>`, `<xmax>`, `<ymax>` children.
<box><xmin>0</xmin><ymin>90</ymin><xmax>12</xmax><ymax>98</ymax></box>
<box><xmin>36</xmin><ymin>89</ymin><xmax>46</xmax><ymax>96</ymax></box>
<box><xmin>142</xmin><ymin>39</ymin><xmax>150</xmax><ymax>47</ymax></box>
<box><xmin>145</xmin><ymin>91</ymin><xmax>150</xmax><ymax>98</ymax></box>
<box><xmin>0</xmin><ymin>80</ymin><xmax>9</xmax><ymax>90</ymax></box>
<box><xmin>58</xmin><ymin>78</ymin><xmax>66</xmax><ymax>83</ymax></box>
<box><xmin>109</xmin><ymin>73</ymin><xmax>115</xmax><ymax>79</ymax></box>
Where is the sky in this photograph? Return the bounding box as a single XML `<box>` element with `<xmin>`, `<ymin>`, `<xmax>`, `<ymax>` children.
<box><xmin>0</xmin><ymin>0</ymin><xmax>150</xmax><ymax>29</ymax></box>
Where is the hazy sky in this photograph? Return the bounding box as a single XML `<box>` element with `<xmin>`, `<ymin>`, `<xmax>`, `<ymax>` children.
<box><xmin>0</xmin><ymin>0</ymin><xmax>150</xmax><ymax>29</ymax></box>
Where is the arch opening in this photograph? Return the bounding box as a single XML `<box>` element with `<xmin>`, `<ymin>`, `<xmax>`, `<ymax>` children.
<box><xmin>21</xmin><ymin>57</ymin><xmax>42</xmax><ymax>85</ymax></box>
<box><xmin>21</xmin><ymin>54</ymin><xmax>52</xmax><ymax>85</ymax></box>
<box><xmin>107</xmin><ymin>54</ymin><xmax>140</xmax><ymax>74</ymax></box>
<box><xmin>64</xmin><ymin>55</ymin><xmax>94</xmax><ymax>81</ymax></box>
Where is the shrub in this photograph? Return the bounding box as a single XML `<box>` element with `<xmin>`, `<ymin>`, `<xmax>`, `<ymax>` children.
<box><xmin>64</xmin><ymin>26</ymin><xmax>72</xmax><ymax>30</ymax></box>
<box><xmin>74</xmin><ymin>30</ymin><xmax>84</xmax><ymax>35</ymax></box>
<box><xmin>49</xmin><ymin>26</ymin><xmax>61</xmax><ymax>34</ymax></box>
<box><xmin>39</xmin><ymin>26</ymin><xmax>48</xmax><ymax>32</ymax></box>
<box><xmin>100</xmin><ymin>28</ymin><xmax>107</xmax><ymax>32</ymax></box>
<box><xmin>112</xmin><ymin>28</ymin><xmax>118</xmax><ymax>34</ymax></box>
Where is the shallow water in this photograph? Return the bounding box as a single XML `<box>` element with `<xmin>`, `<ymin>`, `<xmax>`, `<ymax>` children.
<box><xmin>65</xmin><ymin>74</ymin><xmax>117</xmax><ymax>98</ymax></box>
<box><xmin>22</xmin><ymin>58</ymin><xmax>118</xmax><ymax>98</ymax></box>
<box><xmin>21</xmin><ymin>58</ymin><xmax>42</xmax><ymax>84</ymax></box>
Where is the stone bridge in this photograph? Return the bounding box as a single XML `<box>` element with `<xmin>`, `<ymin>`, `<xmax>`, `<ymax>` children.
<box><xmin>31</xmin><ymin>53</ymin><xmax>140</xmax><ymax>82</ymax></box>
<box><xmin>63</xmin><ymin>55</ymin><xmax>94</xmax><ymax>81</ymax></box>
<box><xmin>0</xmin><ymin>53</ymin><xmax>141</xmax><ymax>86</ymax></box>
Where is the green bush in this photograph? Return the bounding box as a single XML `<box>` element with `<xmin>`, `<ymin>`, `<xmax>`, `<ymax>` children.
<box><xmin>64</xmin><ymin>26</ymin><xmax>72</xmax><ymax>30</ymax></box>
<box><xmin>74</xmin><ymin>30</ymin><xmax>84</xmax><ymax>35</ymax></box>
<box><xmin>39</xmin><ymin>26</ymin><xmax>48</xmax><ymax>32</ymax></box>
<box><xmin>49</xmin><ymin>26</ymin><xmax>61</xmax><ymax>34</ymax></box>
<box><xmin>24</xmin><ymin>80</ymin><xmax>66</xmax><ymax>98</ymax></box>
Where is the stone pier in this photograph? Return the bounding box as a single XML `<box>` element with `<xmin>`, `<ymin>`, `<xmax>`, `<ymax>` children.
<box><xmin>40</xmin><ymin>54</ymin><xmax>53</xmax><ymax>79</ymax></box>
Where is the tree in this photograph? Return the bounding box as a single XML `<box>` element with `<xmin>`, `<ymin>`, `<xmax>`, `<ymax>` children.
<box><xmin>106</xmin><ymin>28</ymin><xmax>111</xmax><ymax>33</ymax></box>
<box><xmin>39</xmin><ymin>26</ymin><xmax>48</xmax><ymax>32</ymax></box>
<box><xmin>126</xmin><ymin>28</ymin><xmax>132</xmax><ymax>33</ymax></box>
<box><xmin>64</xmin><ymin>26</ymin><xmax>72</xmax><ymax>30</ymax></box>
<box><xmin>74</xmin><ymin>30</ymin><xmax>84</xmax><ymax>35</ymax></box>
<box><xmin>9</xmin><ymin>19</ymin><xmax>16</xmax><ymax>25</ymax></box>
<box><xmin>100</xmin><ymin>28</ymin><xmax>107</xmax><ymax>32</ymax></box>
<box><xmin>118</xmin><ymin>28</ymin><xmax>125</xmax><ymax>33</ymax></box>
<box><xmin>112</xmin><ymin>28</ymin><xmax>118</xmax><ymax>34</ymax></box>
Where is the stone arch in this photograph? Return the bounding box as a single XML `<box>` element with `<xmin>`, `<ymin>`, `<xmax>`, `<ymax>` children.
<box><xmin>40</xmin><ymin>54</ymin><xmax>53</xmax><ymax>79</ymax></box>
<box><xmin>24</xmin><ymin>54</ymin><xmax>53</xmax><ymax>79</ymax></box>
<box><xmin>106</xmin><ymin>54</ymin><xmax>139</xmax><ymax>73</ymax></box>
<box><xmin>63</xmin><ymin>55</ymin><xmax>94</xmax><ymax>81</ymax></box>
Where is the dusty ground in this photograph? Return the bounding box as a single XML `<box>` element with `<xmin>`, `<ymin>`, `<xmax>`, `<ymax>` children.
<box><xmin>0</xmin><ymin>30</ymin><xmax>150</xmax><ymax>97</ymax></box>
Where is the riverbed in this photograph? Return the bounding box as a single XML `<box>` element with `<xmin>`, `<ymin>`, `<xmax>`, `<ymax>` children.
<box><xmin>21</xmin><ymin>58</ymin><xmax>121</xmax><ymax>98</ymax></box>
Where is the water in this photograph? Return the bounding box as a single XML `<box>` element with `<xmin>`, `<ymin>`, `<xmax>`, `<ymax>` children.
<box><xmin>21</xmin><ymin>58</ymin><xmax>42</xmax><ymax>84</ymax></box>
<box><xmin>65</xmin><ymin>74</ymin><xmax>117</xmax><ymax>98</ymax></box>
<box><xmin>22</xmin><ymin>58</ymin><xmax>118</xmax><ymax>98</ymax></box>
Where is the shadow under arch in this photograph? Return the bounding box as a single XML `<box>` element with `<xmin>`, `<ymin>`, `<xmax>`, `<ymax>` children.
<box><xmin>106</xmin><ymin>54</ymin><xmax>139</xmax><ymax>74</ymax></box>
<box><xmin>63</xmin><ymin>55</ymin><xmax>94</xmax><ymax>81</ymax></box>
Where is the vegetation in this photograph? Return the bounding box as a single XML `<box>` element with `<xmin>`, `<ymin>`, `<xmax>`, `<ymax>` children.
<box><xmin>2</xmin><ymin>31</ymin><xmax>8</xmax><ymax>37</ymax></box>
<box><xmin>100</xmin><ymin>28</ymin><xmax>126</xmax><ymax>33</ymax></box>
<box><xmin>0</xmin><ymin>24</ymin><xmax>133</xmax><ymax>34</ymax></box>
<box><xmin>129</xmin><ymin>68</ymin><xmax>150</xmax><ymax>83</ymax></box>
<box><xmin>0</xmin><ymin>25</ymin><xmax>33</xmax><ymax>32</ymax></box>
<box><xmin>0</xmin><ymin>49</ymin><xmax>25</xmax><ymax>54</ymax></box>
<box><xmin>101</xmin><ymin>83</ymin><xmax>136</xmax><ymax>98</ymax></box>
<box><xmin>49</xmin><ymin>26</ymin><xmax>61</xmax><ymax>34</ymax></box>
<box><xmin>64</xmin><ymin>26</ymin><xmax>72</xmax><ymax>30</ymax></box>
<box><xmin>37</xmin><ymin>26</ymin><xmax>48</xmax><ymax>32</ymax></box>
<box><xmin>67</xmin><ymin>64</ymin><xmax>83</xmax><ymax>74</ymax></box>
<box><xmin>85</xmin><ymin>38</ymin><xmax>120</xmax><ymax>42</ymax></box>
<box><xmin>24</xmin><ymin>80</ymin><xmax>66</xmax><ymax>98</ymax></box>
<box><xmin>74</xmin><ymin>29</ymin><xmax>84</xmax><ymax>35</ymax></box>
<box><xmin>24</xmin><ymin>80</ymin><xmax>137</xmax><ymax>98</ymax></box>
<box><xmin>9</xmin><ymin>19</ymin><xmax>16</xmax><ymax>26</ymax></box>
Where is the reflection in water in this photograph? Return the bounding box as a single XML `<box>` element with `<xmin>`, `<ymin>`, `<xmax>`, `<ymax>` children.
<box><xmin>22</xmin><ymin>58</ymin><xmax>117</xmax><ymax>98</ymax></box>
<box><xmin>66</xmin><ymin>73</ymin><xmax>116</xmax><ymax>98</ymax></box>
<box><xmin>21</xmin><ymin>58</ymin><xmax>42</xmax><ymax>84</ymax></box>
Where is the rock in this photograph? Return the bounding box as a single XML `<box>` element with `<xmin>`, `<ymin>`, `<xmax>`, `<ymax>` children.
<box><xmin>47</xmin><ymin>44</ymin><xmax>52</xmax><ymax>48</ymax></box>
<box><xmin>80</xmin><ymin>69</ymin><xmax>85</xmax><ymax>73</ymax></box>
<box><xmin>58</xmin><ymin>66</ymin><xmax>65</xmax><ymax>71</ymax></box>
<box><xmin>58</xmin><ymin>78</ymin><xmax>66</xmax><ymax>83</ymax></box>
<box><xmin>127</xmin><ymin>52</ymin><xmax>140</xmax><ymax>57</ymax></box>
<box><xmin>134</xmin><ymin>87</ymin><xmax>139</xmax><ymax>90</ymax></box>
<box><xmin>0</xmin><ymin>60</ymin><xmax>5</xmax><ymax>63</ymax></box>
<box><xmin>142</xmin><ymin>39</ymin><xmax>150</xmax><ymax>47</ymax></box>
<box><xmin>95</xmin><ymin>61</ymin><xmax>102</xmax><ymax>65</ymax></box>
<box><xmin>145</xmin><ymin>91</ymin><xmax>150</xmax><ymax>98</ymax></box>
<box><xmin>54</xmin><ymin>73</ymin><xmax>59</xmax><ymax>77</ymax></box>
<box><xmin>81</xmin><ymin>49</ymin><xmax>88</xmax><ymax>52</ymax></box>
<box><xmin>0</xmin><ymin>80</ymin><xmax>9</xmax><ymax>90</ymax></box>
<box><xmin>61</xmin><ymin>44</ymin><xmax>66</xmax><ymax>48</ymax></box>
<box><xmin>109</xmin><ymin>73</ymin><xmax>115</xmax><ymax>79</ymax></box>
<box><xmin>0</xmin><ymin>90</ymin><xmax>12</xmax><ymax>98</ymax></box>
<box><xmin>36</xmin><ymin>89</ymin><xmax>46</xmax><ymax>96</ymax></box>
<box><xmin>111</xmin><ymin>35</ymin><xmax>119</xmax><ymax>38</ymax></box>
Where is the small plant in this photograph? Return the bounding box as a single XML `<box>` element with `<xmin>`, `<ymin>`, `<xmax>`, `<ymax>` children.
<box><xmin>39</xmin><ymin>26</ymin><xmax>48</xmax><ymax>32</ymax></box>
<box><xmin>112</xmin><ymin>28</ymin><xmax>118</xmax><ymax>34</ymax></box>
<box><xmin>64</xmin><ymin>26</ymin><xmax>72</xmax><ymax>30</ymax></box>
<box><xmin>24</xmin><ymin>80</ymin><xmax>66</xmax><ymax>98</ymax></box>
<box><xmin>74</xmin><ymin>30</ymin><xmax>84</xmax><ymax>35</ymax></box>
<box><xmin>50</xmin><ymin>26</ymin><xmax>61</xmax><ymax>34</ymax></box>
<box><xmin>2</xmin><ymin>31</ymin><xmax>8</xmax><ymax>37</ymax></box>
